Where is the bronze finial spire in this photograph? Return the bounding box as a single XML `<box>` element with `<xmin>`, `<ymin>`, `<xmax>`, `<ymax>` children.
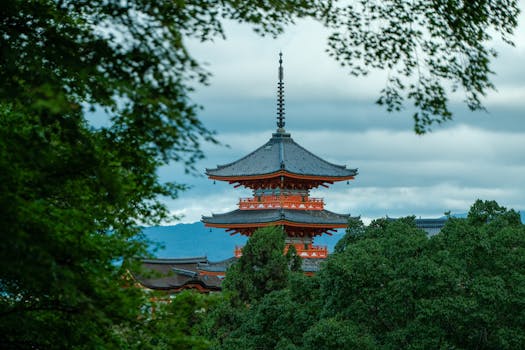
<box><xmin>277</xmin><ymin>52</ymin><xmax>285</xmax><ymax>132</ymax></box>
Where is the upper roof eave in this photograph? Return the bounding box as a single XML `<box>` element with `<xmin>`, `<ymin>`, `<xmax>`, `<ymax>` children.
<box><xmin>206</xmin><ymin>169</ymin><xmax>358</xmax><ymax>181</ymax></box>
<box><xmin>205</xmin><ymin>133</ymin><xmax>358</xmax><ymax>179</ymax></box>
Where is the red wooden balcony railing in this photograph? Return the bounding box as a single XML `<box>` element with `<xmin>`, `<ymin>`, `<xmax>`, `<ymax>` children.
<box><xmin>234</xmin><ymin>244</ymin><xmax>328</xmax><ymax>259</ymax></box>
<box><xmin>238</xmin><ymin>195</ymin><xmax>324</xmax><ymax>210</ymax></box>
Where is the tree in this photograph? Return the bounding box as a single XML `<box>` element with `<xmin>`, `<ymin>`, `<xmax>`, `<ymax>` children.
<box><xmin>318</xmin><ymin>201</ymin><xmax>525</xmax><ymax>349</ymax></box>
<box><xmin>334</xmin><ymin>216</ymin><xmax>367</xmax><ymax>253</ymax></box>
<box><xmin>0</xmin><ymin>1</ymin><xmax>329</xmax><ymax>348</ymax></box>
<box><xmin>0</xmin><ymin>104</ymin><xmax>152</xmax><ymax>348</ymax></box>
<box><xmin>319</xmin><ymin>217</ymin><xmax>429</xmax><ymax>346</ymax></box>
<box><xmin>207</xmin><ymin>226</ymin><xmax>320</xmax><ymax>349</ymax></box>
<box><xmin>209</xmin><ymin>269</ymin><xmax>323</xmax><ymax>350</ymax></box>
<box><xmin>115</xmin><ymin>290</ymin><xmax>221</xmax><ymax>350</ymax></box>
<box><xmin>467</xmin><ymin>199</ymin><xmax>522</xmax><ymax>226</ymax></box>
<box><xmin>302</xmin><ymin>318</ymin><xmax>376</xmax><ymax>350</ymax></box>
<box><xmin>222</xmin><ymin>226</ymin><xmax>291</xmax><ymax>304</ymax></box>
<box><xmin>2</xmin><ymin>1</ymin><xmax>517</xmax><ymax>134</ymax></box>
<box><xmin>208</xmin><ymin>201</ymin><xmax>525</xmax><ymax>349</ymax></box>
<box><xmin>323</xmin><ymin>0</ymin><xmax>520</xmax><ymax>133</ymax></box>
<box><xmin>215</xmin><ymin>287</ymin><xmax>320</xmax><ymax>350</ymax></box>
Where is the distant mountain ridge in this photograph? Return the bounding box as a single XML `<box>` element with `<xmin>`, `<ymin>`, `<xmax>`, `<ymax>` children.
<box><xmin>143</xmin><ymin>211</ymin><xmax>525</xmax><ymax>260</ymax></box>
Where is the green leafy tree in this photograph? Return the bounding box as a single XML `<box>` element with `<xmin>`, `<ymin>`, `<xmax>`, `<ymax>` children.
<box><xmin>302</xmin><ymin>318</ymin><xmax>376</xmax><ymax>350</ymax></box>
<box><xmin>0</xmin><ymin>104</ymin><xmax>153</xmax><ymax>348</ymax></box>
<box><xmin>423</xmin><ymin>201</ymin><xmax>525</xmax><ymax>349</ymax></box>
<box><xmin>468</xmin><ymin>199</ymin><xmax>522</xmax><ymax>226</ymax></box>
<box><xmin>286</xmin><ymin>244</ymin><xmax>303</xmax><ymax>272</ymax></box>
<box><xmin>115</xmin><ymin>290</ymin><xmax>221</xmax><ymax>349</ymax></box>
<box><xmin>222</xmin><ymin>226</ymin><xmax>291</xmax><ymax>304</ymax></box>
<box><xmin>208</xmin><ymin>227</ymin><xmax>321</xmax><ymax>349</ymax></box>
<box><xmin>218</xmin><ymin>288</ymin><xmax>315</xmax><ymax>350</ymax></box>
<box><xmin>323</xmin><ymin>0</ymin><xmax>520</xmax><ymax>133</ymax></box>
<box><xmin>0</xmin><ymin>1</ymin><xmax>328</xmax><ymax>348</ymax></box>
<box><xmin>334</xmin><ymin>216</ymin><xmax>367</xmax><ymax>253</ymax></box>
<box><xmin>210</xmin><ymin>274</ymin><xmax>323</xmax><ymax>350</ymax></box>
<box><xmin>1</xmin><ymin>1</ymin><xmax>517</xmax><ymax>134</ymax></box>
<box><xmin>318</xmin><ymin>201</ymin><xmax>525</xmax><ymax>349</ymax></box>
<box><xmin>319</xmin><ymin>217</ymin><xmax>429</xmax><ymax>346</ymax></box>
<box><xmin>208</xmin><ymin>201</ymin><xmax>525</xmax><ymax>349</ymax></box>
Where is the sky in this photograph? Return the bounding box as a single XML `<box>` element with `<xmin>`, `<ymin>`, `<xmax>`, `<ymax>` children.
<box><xmin>156</xmin><ymin>8</ymin><xmax>525</xmax><ymax>225</ymax></box>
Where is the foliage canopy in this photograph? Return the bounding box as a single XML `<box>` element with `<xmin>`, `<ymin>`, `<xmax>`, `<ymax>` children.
<box><xmin>222</xmin><ymin>226</ymin><xmax>294</xmax><ymax>304</ymax></box>
<box><xmin>0</xmin><ymin>0</ymin><xmax>324</xmax><ymax>347</ymax></box>
<box><xmin>208</xmin><ymin>200</ymin><xmax>525</xmax><ymax>349</ymax></box>
<box><xmin>324</xmin><ymin>0</ymin><xmax>520</xmax><ymax>132</ymax></box>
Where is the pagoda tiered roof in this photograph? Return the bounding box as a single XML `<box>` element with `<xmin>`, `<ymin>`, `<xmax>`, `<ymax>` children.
<box><xmin>203</xmin><ymin>208</ymin><xmax>349</xmax><ymax>237</ymax></box>
<box><xmin>206</xmin><ymin>132</ymin><xmax>357</xmax><ymax>189</ymax></box>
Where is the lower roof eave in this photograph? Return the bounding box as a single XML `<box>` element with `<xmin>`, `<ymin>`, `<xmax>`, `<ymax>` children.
<box><xmin>203</xmin><ymin>220</ymin><xmax>348</xmax><ymax>229</ymax></box>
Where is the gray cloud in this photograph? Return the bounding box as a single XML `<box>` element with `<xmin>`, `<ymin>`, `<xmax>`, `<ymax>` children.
<box><xmin>160</xmin><ymin>123</ymin><xmax>525</xmax><ymax>224</ymax></box>
<box><xmin>158</xmin><ymin>5</ymin><xmax>525</xmax><ymax>224</ymax></box>
<box><xmin>188</xmin><ymin>6</ymin><xmax>525</xmax><ymax>112</ymax></box>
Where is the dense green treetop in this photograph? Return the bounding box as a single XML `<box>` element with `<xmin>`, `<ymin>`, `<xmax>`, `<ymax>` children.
<box><xmin>206</xmin><ymin>226</ymin><xmax>313</xmax><ymax>349</ymax></box>
<box><xmin>208</xmin><ymin>200</ymin><xmax>525</xmax><ymax>349</ymax></box>
<box><xmin>222</xmin><ymin>226</ymin><xmax>293</xmax><ymax>304</ymax></box>
<box><xmin>115</xmin><ymin>290</ymin><xmax>222</xmax><ymax>350</ymax></box>
<box><xmin>319</xmin><ymin>200</ymin><xmax>525</xmax><ymax>349</ymax></box>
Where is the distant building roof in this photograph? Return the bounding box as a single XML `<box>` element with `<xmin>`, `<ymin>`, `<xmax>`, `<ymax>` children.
<box><xmin>198</xmin><ymin>257</ymin><xmax>237</xmax><ymax>273</ymax></box>
<box><xmin>202</xmin><ymin>208</ymin><xmax>350</xmax><ymax>226</ymax></box>
<box><xmin>415</xmin><ymin>218</ymin><xmax>448</xmax><ymax>236</ymax></box>
<box><xmin>135</xmin><ymin>256</ymin><xmax>328</xmax><ymax>291</ymax></box>
<box><xmin>133</xmin><ymin>257</ymin><xmax>222</xmax><ymax>292</ymax></box>
<box><xmin>387</xmin><ymin>217</ymin><xmax>448</xmax><ymax>237</ymax></box>
<box><xmin>206</xmin><ymin>132</ymin><xmax>357</xmax><ymax>180</ymax></box>
<box><xmin>415</xmin><ymin>218</ymin><xmax>448</xmax><ymax>228</ymax></box>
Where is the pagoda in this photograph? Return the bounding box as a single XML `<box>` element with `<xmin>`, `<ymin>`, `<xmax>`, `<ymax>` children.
<box><xmin>202</xmin><ymin>53</ymin><xmax>358</xmax><ymax>259</ymax></box>
<box><xmin>132</xmin><ymin>55</ymin><xmax>452</xmax><ymax>293</ymax></box>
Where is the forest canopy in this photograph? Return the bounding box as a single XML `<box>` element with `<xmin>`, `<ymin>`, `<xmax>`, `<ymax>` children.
<box><xmin>205</xmin><ymin>200</ymin><xmax>525</xmax><ymax>350</ymax></box>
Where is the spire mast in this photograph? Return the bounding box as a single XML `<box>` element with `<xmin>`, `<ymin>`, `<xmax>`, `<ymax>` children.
<box><xmin>277</xmin><ymin>52</ymin><xmax>285</xmax><ymax>132</ymax></box>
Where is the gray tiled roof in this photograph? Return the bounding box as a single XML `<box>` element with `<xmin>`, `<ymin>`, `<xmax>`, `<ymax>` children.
<box><xmin>133</xmin><ymin>258</ymin><xmax>222</xmax><ymax>291</ymax></box>
<box><xmin>388</xmin><ymin>217</ymin><xmax>448</xmax><ymax>237</ymax></box>
<box><xmin>198</xmin><ymin>257</ymin><xmax>238</xmax><ymax>273</ymax></box>
<box><xmin>415</xmin><ymin>218</ymin><xmax>448</xmax><ymax>228</ymax></box>
<box><xmin>202</xmin><ymin>209</ymin><xmax>350</xmax><ymax>225</ymax></box>
<box><xmin>415</xmin><ymin>218</ymin><xmax>448</xmax><ymax>237</ymax></box>
<box><xmin>142</xmin><ymin>257</ymin><xmax>207</xmax><ymax>264</ymax></box>
<box><xmin>206</xmin><ymin>132</ymin><xmax>357</xmax><ymax>178</ymax></box>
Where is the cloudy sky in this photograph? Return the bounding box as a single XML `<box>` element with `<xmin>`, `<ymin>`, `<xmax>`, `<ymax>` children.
<box><xmin>158</xmin><ymin>7</ymin><xmax>525</xmax><ymax>225</ymax></box>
